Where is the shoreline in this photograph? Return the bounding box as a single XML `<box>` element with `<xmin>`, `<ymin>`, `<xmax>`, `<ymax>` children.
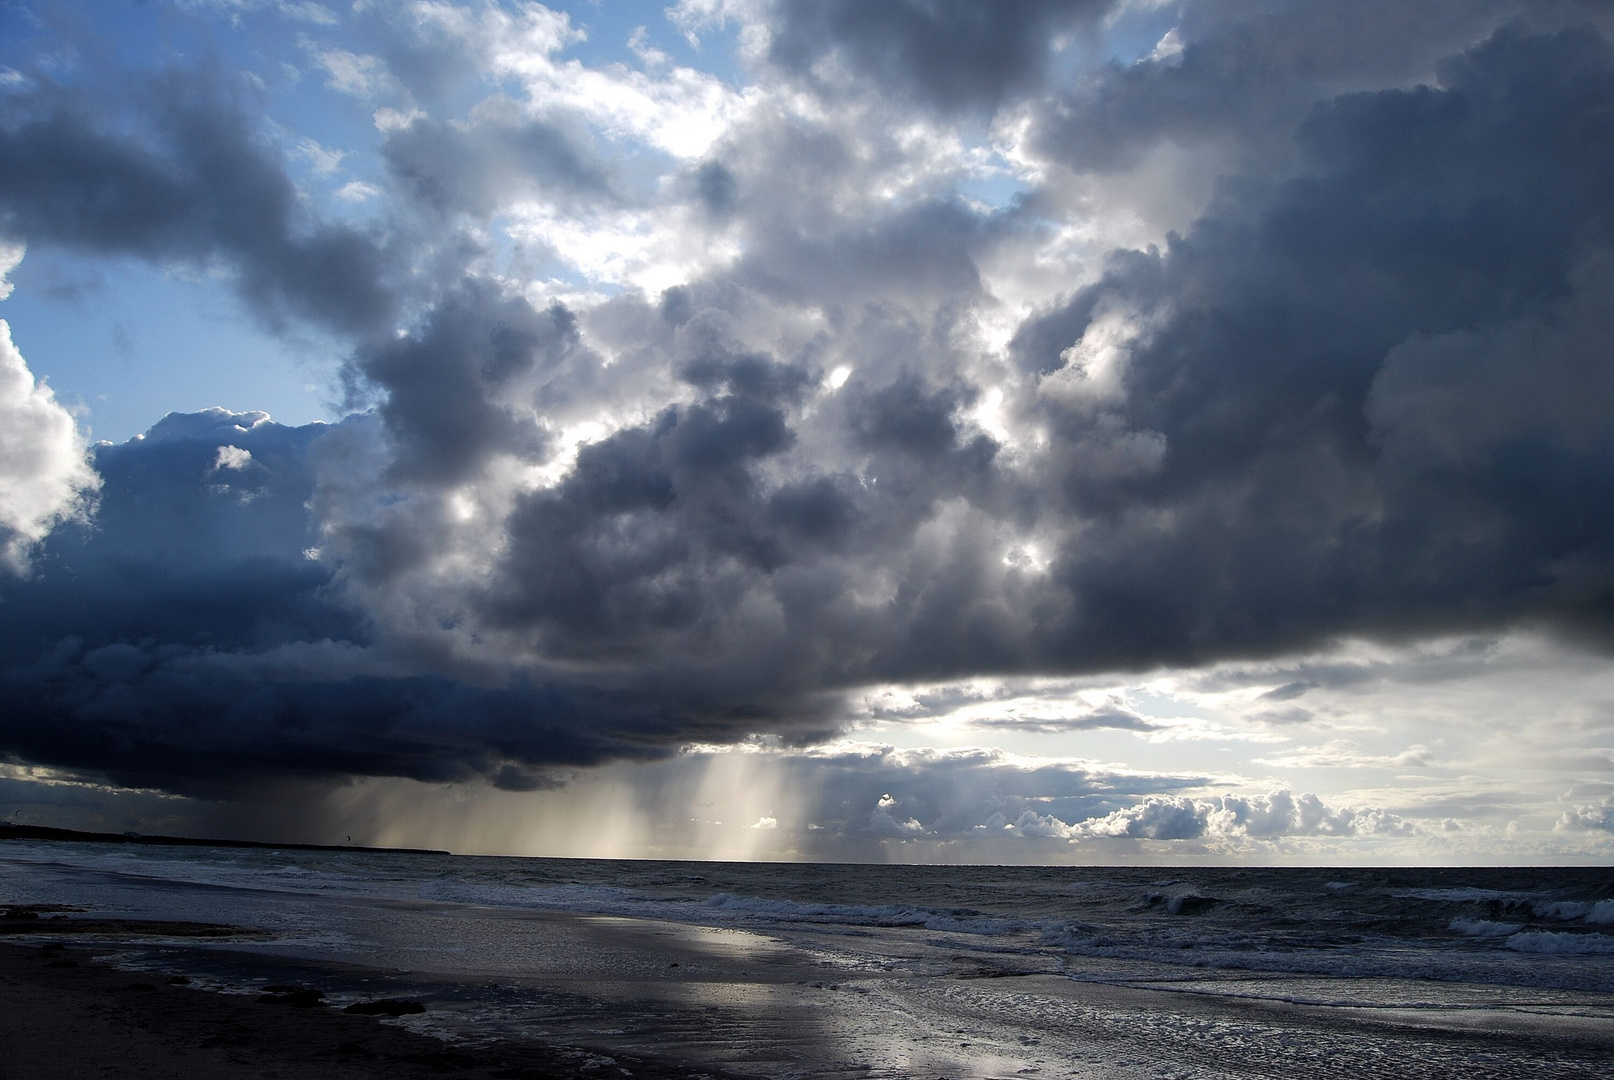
<box><xmin>0</xmin><ymin>940</ymin><xmax>728</xmax><ymax>1080</ymax></box>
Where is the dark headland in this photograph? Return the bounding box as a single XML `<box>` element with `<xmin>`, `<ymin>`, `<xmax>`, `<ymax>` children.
<box><xmin>0</xmin><ymin>822</ymin><xmax>449</xmax><ymax>856</ymax></box>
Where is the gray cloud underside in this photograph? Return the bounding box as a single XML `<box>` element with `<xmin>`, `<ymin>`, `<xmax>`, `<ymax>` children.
<box><xmin>3</xmin><ymin>7</ymin><xmax>1614</xmax><ymax>800</ymax></box>
<box><xmin>766</xmin><ymin>0</ymin><xmax>1112</xmax><ymax>115</ymax></box>
<box><xmin>0</xmin><ymin>69</ymin><xmax>398</xmax><ymax>334</ymax></box>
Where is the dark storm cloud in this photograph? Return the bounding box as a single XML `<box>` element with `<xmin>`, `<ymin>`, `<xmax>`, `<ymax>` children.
<box><xmin>767</xmin><ymin>0</ymin><xmax>1111</xmax><ymax>115</ymax></box>
<box><xmin>1026</xmin><ymin>0</ymin><xmax>1523</xmax><ymax>175</ymax></box>
<box><xmin>380</xmin><ymin>104</ymin><xmax>615</xmax><ymax>217</ymax></box>
<box><xmin>0</xmin><ymin>410</ymin><xmax>690</xmax><ymax>794</ymax></box>
<box><xmin>474</xmin><ymin>352</ymin><xmax>813</xmax><ymax>656</ymax></box>
<box><xmin>0</xmin><ymin>68</ymin><xmax>396</xmax><ymax>334</ymax></box>
<box><xmin>1013</xmin><ymin>23</ymin><xmax>1614</xmax><ymax>668</ymax></box>
<box><xmin>351</xmin><ymin>279</ymin><xmax>580</xmax><ymax>486</ymax></box>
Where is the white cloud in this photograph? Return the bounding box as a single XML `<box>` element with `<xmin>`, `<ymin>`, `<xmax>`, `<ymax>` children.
<box><xmin>335</xmin><ymin>180</ymin><xmax>382</xmax><ymax>203</ymax></box>
<box><xmin>1557</xmin><ymin>799</ymin><xmax>1614</xmax><ymax>832</ymax></box>
<box><xmin>399</xmin><ymin>0</ymin><xmax>751</xmax><ymax>159</ymax></box>
<box><xmin>0</xmin><ymin>241</ymin><xmax>22</xmax><ymax>300</ymax></box>
<box><xmin>0</xmin><ymin>319</ymin><xmax>99</xmax><ymax>572</ymax></box>
<box><xmin>213</xmin><ymin>445</ymin><xmax>253</xmax><ymax>471</ymax></box>
<box><xmin>870</xmin><ymin>792</ymin><xmax>926</xmax><ymax>836</ymax></box>
<box><xmin>279</xmin><ymin>1</ymin><xmax>338</xmax><ymax>26</ymax></box>
<box><xmin>1070</xmin><ymin>789</ymin><xmax>1415</xmax><ymax>843</ymax></box>
<box><xmin>292</xmin><ymin>136</ymin><xmax>347</xmax><ymax>176</ymax></box>
<box><xmin>305</xmin><ymin>42</ymin><xmax>400</xmax><ymax>100</ymax></box>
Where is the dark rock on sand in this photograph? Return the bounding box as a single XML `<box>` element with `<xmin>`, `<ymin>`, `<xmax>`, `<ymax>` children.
<box><xmin>259</xmin><ymin>986</ymin><xmax>326</xmax><ymax>1006</ymax></box>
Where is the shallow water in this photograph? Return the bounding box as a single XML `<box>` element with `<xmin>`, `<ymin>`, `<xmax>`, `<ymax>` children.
<box><xmin>3</xmin><ymin>841</ymin><xmax>1612</xmax><ymax>1077</ymax></box>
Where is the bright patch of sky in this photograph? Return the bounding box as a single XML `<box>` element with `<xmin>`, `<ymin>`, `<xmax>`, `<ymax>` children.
<box><xmin>3</xmin><ymin>252</ymin><xmax>344</xmax><ymax>442</ymax></box>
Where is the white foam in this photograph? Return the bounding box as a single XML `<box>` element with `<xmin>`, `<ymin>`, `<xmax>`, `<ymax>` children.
<box><xmin>1401</xmin><ymin>887</ymin><xmax>1534</xmax><ymax>902</ymax></box>
<box><xmin>1505</xmin><ymin>931</ymin><xmax>1614</xmax><ymax>955</ymax></box>
<box><xmin>1450</xmin><ymin>918</ymin><xmax>1523</xmax><ymax>937</ymax></box>
<box><xmin>1587</xmin><ymin>900</ymin><xmax>1614</xmax><ymax>925</ymax></box>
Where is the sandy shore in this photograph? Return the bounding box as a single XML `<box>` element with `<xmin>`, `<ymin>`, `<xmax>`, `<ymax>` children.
<box><xmin>0</xmin><ymin>941</ymin><xmax>716</xmax><ymax>1080</ymax></box>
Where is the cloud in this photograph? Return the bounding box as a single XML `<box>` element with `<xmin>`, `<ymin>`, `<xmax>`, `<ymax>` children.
<box><xmin>213</xmin><ymin>445</ymin><xmax>253</xmax><ymax>471</ymax></box>
<box><xmin>0</xmin><ymin>67</ymin><xmax>396</xmax><ymax>334</ymax></box>
<box><xmin>766</xmin><ymin>0</ymin><xmax>1111</xmax><ymax>116</ymax></box>
<box><xmin>0</xmin><ymin>240</ymin><xmax>21</xmax><ymax>300</ymax></box>
<box><xmin>2</xmin><ymin>4</ymin><xmax>1614</xmax><ymax>841</ymax></box>
<box><xmin>1253</xmin><ymin>741</ymin><xmax>1434</xmax><ymax>770</ymax></box>
<box><xmin>347</xmin><ymin>279</ymin><xmax>579</xmax><ymax>486</ymax></box>
<box><xmin>1011</xmin><ymin>23</ymin><xmax>1614</xmax><ymax>668</ymax></box>
<box><xmin>771</xmin><ymin>743</ymin><xmax>1207</xmax><ymax>845</ymax></box>
<box><xmin>967</xmin><ymin>704</ymin><xmax>1161</xmax><ymax>735</ymax></box>
<box><xmin>1557</xmin><ymin>799</ymin><xmax>1614</xmax><ymax>832</ymax></box>
<box><xmin>380</xmin><ymin>102</ymin><xmax>615</xmax><ymax>217</ymax></box>
<box><xmin>1070</xmin><ymin>789</ymin><xmax>1414</xmax><ymax>841</ymax></box>
<box><xmin>1025</xmin><ymin>0</ymin><xmax>1521</xmax><ymax>176</ymax></box>
<box><xmin>306</xmin><ymin>46</ymin><xmax>403</xmax><ymax>102</ymax></box>
<box><xmin>0</xmin><ymin>318</ymin><xmax>97</xmax><ymax>573</ymax></box>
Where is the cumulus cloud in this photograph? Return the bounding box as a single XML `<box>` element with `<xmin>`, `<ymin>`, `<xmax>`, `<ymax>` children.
<box><xmin>0</xmin><ymin>318</ymin><xmax>97</xmax><ymax>572</ymax></box>
<box><xmin>1070</xmin><ymin>789</ymin><xmax>1414</xmax><ymax>842</ymax></box>
<box><xmin>1557</xmin><ymin>800</ymin><xmax>1614</xmax><ymax>832</ymax></box>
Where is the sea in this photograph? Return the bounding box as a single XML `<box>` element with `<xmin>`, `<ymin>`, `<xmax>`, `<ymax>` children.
<box><xmin>3</xmin><ymin>840</ymin><xmax>1612</xmax><ymax>1078</ymax></box>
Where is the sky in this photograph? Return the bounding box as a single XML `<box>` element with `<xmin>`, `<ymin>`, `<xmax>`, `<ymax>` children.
<box><xmin>2</xmin><ymin>0</ymin><xmax>1614</xmax><ymax>864</ymax></box>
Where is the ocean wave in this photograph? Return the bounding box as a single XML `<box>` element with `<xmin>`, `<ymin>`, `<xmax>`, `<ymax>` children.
<box><xmin>1400</xmin><ymin>887</ymin><xmax>1537</xmax><ymax>903</ymax></box>
<box><xmin>1449</xmin><ymin>918</ymin><xmax>1524</xmax><ymax>937</ymax></box>
<box><xmin>1505</xmin><ymin>931</ymin><xmax>1614</xmax><ymax>955</ymax></box>
<box><xmin>700</xmin><ymin>892</ymin><xmax>1022</xmax><ymax>935</ymax></box>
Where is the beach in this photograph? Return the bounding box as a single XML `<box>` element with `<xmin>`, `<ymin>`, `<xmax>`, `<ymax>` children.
<box><xmin>5</xmin><ymin>934</ymin><xmax>1614</xmax><ymax>1080</ymax></box>
<box><xmin>3</xmin><ymin>840</ymin><xmax>1614</xmax><ymax>1078</ymax></box>
<box><xmin>2</xmin><ymin>940</ymin><xmax>521</xmax><ymax>1080</ymax></box>
<box><xmin>0</xmin><ymin>939</ymin><xmax>725</xmax><ymax>1080</ymax></box>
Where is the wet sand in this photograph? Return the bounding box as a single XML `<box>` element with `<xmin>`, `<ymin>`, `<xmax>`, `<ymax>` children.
<box><xmin>0</xmin><ymin>941</ymin><xmax>719</xmax><ymax>1080</ymax></box>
